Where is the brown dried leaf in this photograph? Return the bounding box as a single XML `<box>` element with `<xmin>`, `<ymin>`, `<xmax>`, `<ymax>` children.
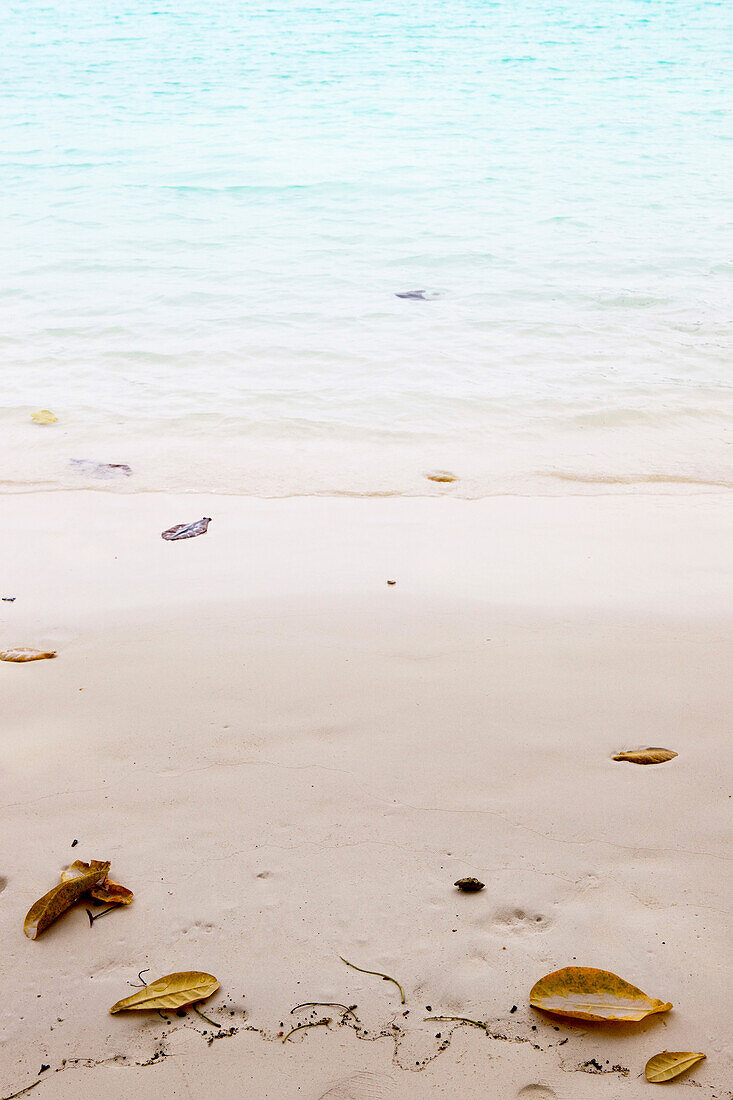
<box><xmin>612</xmin><ymin>747</ymin><xmax>678</xmax><ymax>765</ymax></box>
<box><xmin>645</xmin><ymin>1051</ymin><xmax>706</xmax><ymax>1083</ymax></box>
<box><xmin>60</xmin><ymin>861</ymin><xmax>134</xmax><ymax>905</ymax></box>
<box><xmin>426</xmin><ymin>471</ymin><xmax>457</xmax><ymax>483</ymax></box>
<box><xmin>24</xmin><ymin>861</ymin><xmax>110</xmax><ymax>939</ymax></box>
<box><xmin>161</xmin><ymin>517</ymin><xmax>211</xmax><ymax>541</ymax></box>
<box><xmin>110</xmin><ymin>972</ymin><xmax>219</xmax><ymax>1013</ymax></box>
<box><xmin>0</xmin><ymin>648</ymin><xmax>56</xmax><ymax>663</ymax></box>
<box><xmin>529</xmin><ymin>966</ymin><xmax>672</xmax><ymax>1022</ymax></box>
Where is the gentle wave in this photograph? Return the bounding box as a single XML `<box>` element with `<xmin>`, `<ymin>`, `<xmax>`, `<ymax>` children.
<box><xmin>1</xmin><ymin>0</ymin><xmax>732</xmax><ymax>496</ymax></box>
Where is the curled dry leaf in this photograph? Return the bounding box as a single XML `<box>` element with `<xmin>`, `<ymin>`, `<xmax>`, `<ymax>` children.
<box><xmin>31</xmin><ymin>409</ymin><xmax>57</xmax><ymax>424</ymax></box>
<box><xmin>1</xmin><ymin>648</ymin><xmax>56</xmax><ymax>663</ymax></box>
<box><xmin>645</xmin><ymin>1051</ymin><xmax>706</xmax><ymax>1083</ymax></box>
<box><xmin>612</xmin><ymin>747</ymin><xmax>678</xmax><ymax>765</ymax></box>
<box><xmin>529</xmin><ymin>966</ymin><xmax>672</xmax><ymax>1022</ymax></box>
<box><xmin>454</xmin><ymin>878</ymin><xmax>485</xmax><ymax>892</ymax></box>
<box><xmin>110</xmin><ymin>972</ymin><xmax>219</xmax><ymax>1013</ymax></box>
<box><xmin>60</xmin><ymin>860</ymin><xmax>134</xmax><ymax>905</ymax></box>
<box><xmin>24</xmin><ymin>861</ymin><xmax>110</xmax><ymax>939</ymax></box>
<box><xmin>426</xmin><ymin>471</ymin><xmax>457</xmax><ymax>483</ymax></box>
<box><xmin>161</xmin><ymin>517</ymin><xmax>211</xmax><ymax>541</ymax></box>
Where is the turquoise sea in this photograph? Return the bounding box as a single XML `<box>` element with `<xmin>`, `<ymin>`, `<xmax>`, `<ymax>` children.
<box><xmin>1</xmin><ymin>0</ymin><xmax>731</xmax><ymax>495</ymax></box>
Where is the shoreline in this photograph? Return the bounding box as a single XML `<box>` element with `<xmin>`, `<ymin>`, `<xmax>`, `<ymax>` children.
<box><xmin>1</xmin><ymin>492</ymin><xmax>731</xmax><ymax>1097</ymax></box>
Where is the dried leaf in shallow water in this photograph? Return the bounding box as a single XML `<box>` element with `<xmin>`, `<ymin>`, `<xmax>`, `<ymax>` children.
<box><xmin>612</xmin><ymin>747</ymin><xmax>678</xmax><ymax>765</ymax></box>
<box><xmin>161</xmin><ymin>516</ymin><xmax>211</xmax><ymax>541</ymax></box>
<box><xmin>1</xmin><ymin>648</ymin><xmax>56</xmax><ymax>663</ymax></box>
<box><xmin>529</xmin><ymin>967</ymin><xmax>672</xmax><ymax>1022</ymax></box>
<box><xmin>110</xmin><ymin>972</ymin><xmax>219</xmax><ymax>1013</ymax></box>
<box><xmin>24</xmin><ymin>861</ymin><xmax>110</xmax><ymax>939</ymax></box>
<box><xmin>645</xmin><ymin>1051</ymin><xmax>706</xmax><ymax>1083</ymax></box>
<box><xmin>454</xmin><ymin>878</ymin><xmax>485</xmax><ymax>892</ymax></box>
<box><xmin>31</xmin><ymin>409</ymin><xmax>57</xmax><ymax>424</ymax></box>
<box><xmin>60</xmin><ymin>860</ymin><xmax>134</xmax><ymax>904</ymax></box>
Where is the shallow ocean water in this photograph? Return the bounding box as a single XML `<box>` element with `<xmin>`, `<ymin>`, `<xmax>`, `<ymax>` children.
<box><xmin>1</xmin><ymin>0</ymin><xmax>731</xmax><ymax>494</ymax></box>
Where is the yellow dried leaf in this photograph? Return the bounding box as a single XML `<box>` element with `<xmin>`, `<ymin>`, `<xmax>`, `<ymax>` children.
<box><xmin>110</xmin><ymin>972</ymin><xmax>219</xmax><ymax>1013</ymax></box>
<box><xmin>529</xmin><ymin>966</ymin><xmax>672</xmax><ymax>1022</ymax></box>
<box><xmin>612</xmin><ymin>747</ymin><xmax>678</xmax><ymax>765</ymax></box>
<box><xmin>24</xmin><ymin>861</ymin><xmax>110</xmax><ymax>939</ymax></box>
<box><xmin>0</xmin><ymin>648</ymin><xmax>56</xmax><ymax>663</ymax></box>
<box><xmin>31</xmin><ymin>409</ymin><xmax>58</xmax><ymax>424</ymax></box>
<box><xmin>645</xmin><ymin>1051</ymin><xmax>706</xmax><ymax>1083</ymax></box>
<box><xmin>60</xmin><ymin>861</ymin><xmax>134</xmax><ymax>904</ymax></box>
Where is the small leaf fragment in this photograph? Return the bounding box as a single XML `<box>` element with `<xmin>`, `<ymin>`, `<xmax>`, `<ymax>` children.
<box><xmin>24</xmin><ymin>861</ymin><xmax>110</xmax><ymax>939</ymax></box>
<box><xmin>645</xmin><ymin>1051</ymin><xmax>706</xmax><ymax>1083</ymax></box>
<box><xmin>161</xmin><ymin>517</ymin><xmax>211</xmax><ymax>541</ymax></box>
<box><xmin>454</xmin><ymin>877</ymin><xmax>485</xmax><ymax>892</ymax></box>
<box><xmin>612</xmin><ymin>747</ymin><xmax>678</xmax><ymax>765</ymax></box>
<box><xmin>90</xmin><ymin>880</ymin><xmax>134</xmax><ymax>905</ymax></box>
<box><xmin>31</xmin><ymin>409</ymin><xmax>57</xmax><ymax>424</ymax></box>
<box><xmin>426</xmin><ymin>472</ymin><xmax>457</xmax><ymax>483</ymax></box>
<box><xmin>529</xmin><ymin>966</ymin><xmax>672</xmax><ymax>1022</ymax></box>
<box><xmin>110</xmin><ymin>972</ymin><xmax>219</xmax><ymax>1013</ymax></box>
<box><xmin>1</xmin><ymin>648</ymin><xmax>56</xmax><ymax>663</ymax></box>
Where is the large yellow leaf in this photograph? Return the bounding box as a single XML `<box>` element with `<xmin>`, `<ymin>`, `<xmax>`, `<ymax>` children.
<box><xmin>529</xmin><ymin>966</ymin><xmax>672</xmax><ymax>1022</ymax></box>
<box><xmin>645</xmin><ymin>1051</ymin><xmax>706</xmax><ymax>1083</ymax></box>
<box><xmin>613</xmin><ymin>748</ymin><xmax>677</xmax><ymax>765</ymax></box>
<box><xmin>24</xmin><ymin>861</ymin><xmax>110</xmax><ymax>939</ymax></box>
<box><xmin>110</xmin><ymin>972</ymin><xmax>219</xmax><ymax>1013</ymax></box>
<box><xmin>31</xmin><ymin>409</ymin><xmax>58</xmax><ymax>424</ymax></box>
<box><xmin>1</xmin><ymin>648</ymin><xmax>56</xmax><ymax>663</ymax></box>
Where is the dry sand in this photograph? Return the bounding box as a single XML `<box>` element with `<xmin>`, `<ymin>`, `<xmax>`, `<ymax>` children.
<box><xmin>1</xmin><ymin>492</ymin><xmax>731</xmax><ymax>1099</ymax></box>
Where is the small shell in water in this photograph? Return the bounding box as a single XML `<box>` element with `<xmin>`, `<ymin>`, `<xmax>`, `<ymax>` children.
<box><xmin>427</xmin><ymin>471</ymin><xmax>457</xmax><ymax>483</ymax></box>
<box><xmin>454</xmin><ymin>877</ymin><xmax>485</xmax><ymax>892</ymax></box>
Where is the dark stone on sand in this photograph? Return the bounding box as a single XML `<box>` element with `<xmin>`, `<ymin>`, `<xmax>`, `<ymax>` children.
<box><xmin>454</xmin><ymin>877</ymin><xmax>485</xmax><ymax>892</ymax></box>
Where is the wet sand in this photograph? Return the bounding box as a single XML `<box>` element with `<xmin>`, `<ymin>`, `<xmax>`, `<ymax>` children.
<box><xmin>1</xmin><ymin>493</ymin><xmax>731</xmax><ymax>1098</ymax></box>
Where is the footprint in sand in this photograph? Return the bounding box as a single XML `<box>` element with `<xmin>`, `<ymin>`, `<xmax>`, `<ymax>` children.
<box><xmin>319</xmin><ymin>1071</ymin><xmax>396</xmax><ymax>1099</ymax></box>
<box><xmin>494</xmin><ymin>906</ymin><xmax>549</xmax><ymax>932</ymax></box>
<box><xmin>516</xmin><ymin>1087</ymin><xmax>557</xmax><ymax>1099</ymax></box>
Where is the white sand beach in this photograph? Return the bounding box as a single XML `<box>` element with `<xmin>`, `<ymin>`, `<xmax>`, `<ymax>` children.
<box><xmin>1</xmin><ymin>491</ymin><xmax>731</xmax><ymax>1098</ymax></box>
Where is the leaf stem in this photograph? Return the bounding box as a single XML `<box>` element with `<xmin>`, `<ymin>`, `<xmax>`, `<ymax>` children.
<box><xmin>193</xmin><ymin>1005</ymin><xmax>220</xmax><ymax>1029</ymax></box>
<box><xmin>424</xmin><ymin>1016</ymin><xmax>488</xmax><ymax>1028</ymax></box>
<box><xmin>86</xmin><ymin>904</ymin><xmax>121</xmax><ymax>926</ymax></box>
<box><xmin>282</xmin><ymin>1017</ymin><xmax>331</xmax><ymax>1043</ymax></box>
<box><xmin>339</xmin><ymin>956</ymin><xmax>405</xmax><ymax>1004</ymax></box>
<box><xmin>291</xmin><ymin>1002</ymin><xmax>358</xmax><ymax>1021</ymax></box>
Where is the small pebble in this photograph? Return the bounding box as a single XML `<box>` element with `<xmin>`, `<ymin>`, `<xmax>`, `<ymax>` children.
<box><xmin>454</xmin><ymin>877</ymin><xmax>485</xmax><ymax>892</ymax></box>
<box><xmin>71</xmin><ymin>839</ymin><xmax>78</xmax><ymax>847</ymax></box>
